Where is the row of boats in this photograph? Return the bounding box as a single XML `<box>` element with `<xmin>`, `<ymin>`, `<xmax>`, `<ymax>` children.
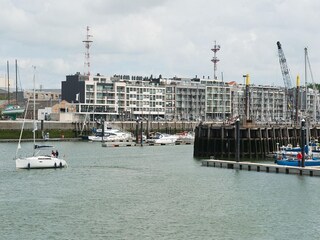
<box><xmin>274</xmin><ymin>142</ymin><xmax>320</xmax><ymax>166</ymax></box>
<box><xmin>82</xmin><ymin>128</ymin><xmax>195</xmax><ymax>145</ymax></box>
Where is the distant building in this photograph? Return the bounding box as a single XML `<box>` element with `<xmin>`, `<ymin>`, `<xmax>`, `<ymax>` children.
<box><xmin>61</xmin><ymin>73</ymin><xmax>166</xmax><ymax>121</ymax></box>
<box><xmin>61</xmin><ymin>73</ymin><xmax>87</xmax><ymax>104</ymax></box>
<box><xmin>24</xmin><ymin>89</ymin><xmax>61</xmax><ymax>101</ymax></box>
<box><xmin>201</xmin><ymin>78</ymin><xmax>231</xmax><ymax>121</ymax></box>
<box><xmin>23</xmin><ymin>89</ymin><xmax>61</xmax><ymax>120</ymax></box>
<box><xmin>50</xmin><ymin>100</ymin><xmax>77</xmax><ymax>122</ymax></box>
<box><xmin>60</xmin><ymin>72</ymin><xmax>320</xmax><ymax>124</ymax></box>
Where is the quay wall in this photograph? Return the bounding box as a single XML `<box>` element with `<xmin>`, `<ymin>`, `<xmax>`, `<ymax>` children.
<box><xmin>193</xmin><ymin>123</ymin><xmax>320</xmax><ymax>159</ymax></box>
<box><xmin>0</xmin><ymin>120</ymin><xmax>198</xmax><ymax>139</ymax></box>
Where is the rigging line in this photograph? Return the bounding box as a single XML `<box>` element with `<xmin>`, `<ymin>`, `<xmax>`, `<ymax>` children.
<box><xmin>17</xmin><ymin>63</ymin><xmax>23</xmax><ymax>91</ymax></box>
<box><xmin>306</xmin><ymin>52</ymin><xmax>320</xmax><ymax>117</ymax></box>
<box><xmin>306</xmin><ymin>54</ymin><xmax>315</xmax><ymax>85</ymax></box>
<box><xmin>15</xmin><ymin>99</ymin><xmax>30</xmax><ymax>158</ymax></box>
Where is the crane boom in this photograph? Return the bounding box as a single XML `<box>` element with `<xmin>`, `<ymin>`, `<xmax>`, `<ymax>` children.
<box><xmin>276</xmin><ymin>41</ymin><xmax>295</xmax><ymax>123</ymax></box>
<box><xmin>277</xmin><ymin>41</ymin><xmax>293</xmax><ymax>89</ymax></box>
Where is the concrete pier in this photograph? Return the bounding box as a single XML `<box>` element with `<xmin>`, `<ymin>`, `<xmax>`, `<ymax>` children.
<box><xmin>202</xmin><ymin>159</ymin><xmax>320</xmax><ymax>177</ymax></box>
<box><xmin>101</xmin><ymin>141</ymin><xmax>136</xmax><ymax>147</ymax></box>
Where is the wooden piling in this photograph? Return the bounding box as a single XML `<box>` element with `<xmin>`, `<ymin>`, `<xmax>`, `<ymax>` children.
<box><xmin>194</xmin><ymin>124</ymin><xmax>315</xmax><ymax>159</ymax></box>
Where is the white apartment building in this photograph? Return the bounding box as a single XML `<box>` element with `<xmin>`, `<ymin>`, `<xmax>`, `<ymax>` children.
<box><xmin>80</xmin><ymin>77</ymin><xmax>129</xmax><ymax>121</ymax></box>
<box><xmin>202</xmin><ymin>79</ymin><xmax>231</xmax><ymax>121</ymax></box>
<box><xmin>230</xmin><ymin>84</ymin><xmax>288</xmax><ymax>123</ymax></box>
<box><xmin>62</xmin><ymin>73</ymin><xmax>166</xmax><ymax>121</ymax></box>
<box><xmin>62</xmin><ymin>72</ymin><xmax>320</xmax><ymax>123</ymax></box>
<box><xmin>125</xmin><ymin>81</ymin><xmax>166</xmax><ymax>120</ymax></box>
<box><xmin>161</xmin><ymin>77</ymin><xmax>206</xmax><ymax>121</ymax></box>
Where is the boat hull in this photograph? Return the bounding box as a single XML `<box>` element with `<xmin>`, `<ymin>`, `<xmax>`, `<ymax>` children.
<box><xmin>276</xmin><ymin>159</ymin><xmax>320</xmax><ymax>167</ymax></box>
<box><xmin>147</xmin><ymin>133</ymin><xmax>179</xmax><ymax>144</ymax></box>
<box><xmin>148</xmin><ymin>138</ymin><xmax>177</xmax><ymax>144</ymax></box>
<box><xmin>2</xmin><ymin>105</ymin><xmax>25</xmax><ymax>120</ymax></box>
<box><xmin>2</xmin><ymin>109</ymin><xmax>25</xmax><ymax>115</ymax></box>
<box><xmin>16</xmin><ymin>156</ymin><xmax>67</xmax><ymax>169</ymax></box>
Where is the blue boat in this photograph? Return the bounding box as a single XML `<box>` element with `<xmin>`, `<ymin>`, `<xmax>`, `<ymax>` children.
<box><xmin>275</xmin><ymin>143</ymin><xmax>320</xmax><ymax>160</ymax></box>
<box><xmin>275</xmin><ymin>144</ymin><xmax>320</xmax><ymax>166</ymax></box>
<box><xmin>275</xmin><ymin>158</ymin><xmax>320</xmax><ymax>167</ymax></box>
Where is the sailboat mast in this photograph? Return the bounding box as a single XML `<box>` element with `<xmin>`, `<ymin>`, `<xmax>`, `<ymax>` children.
<box><xmin>7</xmin><ymin>61</ymin><xmax>10</xmax><ymax>104</ymax></box>
<box><xmin>305</xmin><ymin>47</ymin><xmax>308</xmax><ymax>114</ymax></box>
<box><xmin>304</xmin><ymin>48</ymin><xmax>309</xmax><ymax>144</ymax></box>
<box><xmin>15</xmin><ymin>59</ymin><xmax>18</xmax><ymax>104</ymax></box>
<box><xmin>33</xmin><ymin>67</ymin><xmax>36</xmax><ymax>156</ymax></box>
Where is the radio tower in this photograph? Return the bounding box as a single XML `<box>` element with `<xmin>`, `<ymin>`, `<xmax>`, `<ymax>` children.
<box><xmin>211</xmin><ymin>41</ymin><xmax>220</xmax><ymax>80</ymax></box>
<box><xmin>83</xmin><ymin>26</ymin><xmax>93</xmax><ymax>76</ymax></box>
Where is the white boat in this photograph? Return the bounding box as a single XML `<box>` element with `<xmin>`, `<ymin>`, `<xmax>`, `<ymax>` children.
<box><xmin>176</xmin><ymin>131</ymin><xmax>195</xmax><ymax>139</ymax></box>
<box><xmin>175</xmin><ymin>131</ymin><xmax>195</xmax><ymax>144</ymax></box>
<box><xmin>15</xmin><ymin>67</ymin><xmax>67</xmax><ymax>169</ymax></box>
<box><xmin>147</xmin><ymin>132</ymin><xmax>179</xmax><ymax>144</ymax></box>
<box><xmin>15</xmin><ymin>145</ymin><xmax>67</xmax><ymax>169</ymax></box>
<box><xmin>88</xmin><ymin>129</ymin><xmax>133</xmax><ymax>142</ymax></box>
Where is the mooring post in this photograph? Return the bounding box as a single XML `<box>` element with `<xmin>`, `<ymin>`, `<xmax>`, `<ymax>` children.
<box><xmin>236</xmin><ymin>118</ymin><xmax>240</xmax><ymax>162</ymax></box>
<box><xmin>135</xmin><ymin>119</ymin><xmax>139</xmax><ymax>144</ymax></box>
<box><xmin>140</xmin><ymin>121</ymin><xmax>143</xmax><ymax>146</ymax></box>
<box><xmin>101</xmin><ymin>119</ymin><xmax>105</xmax><ymax>142</ymax></box>
<box><xmin>301</xmin><ymin>119</ymin><xmax>305</xmax><ymax>167</ymax></box>
<box><xmin>146</xmin><ymin>119</ymin><xmax>149</xmax><ymax>140</ymax></box>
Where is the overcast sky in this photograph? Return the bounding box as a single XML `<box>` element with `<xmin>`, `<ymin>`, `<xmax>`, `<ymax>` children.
<box><xmin>1</xmin><ymin>0</ymin><xmax>320</xmax><ymax>90</ymax></box>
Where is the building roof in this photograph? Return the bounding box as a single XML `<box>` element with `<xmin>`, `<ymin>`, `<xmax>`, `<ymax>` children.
<box><xmin>227</xmin><ymin>81</ymin><xmax>237</xmax><ymax>86</ymax></box>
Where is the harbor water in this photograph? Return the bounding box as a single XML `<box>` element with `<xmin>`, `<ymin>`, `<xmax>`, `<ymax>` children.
<box><xmin>1</xmin><ymin>141</ymin><xmax>320</xmax><ymax>240</ymax></box>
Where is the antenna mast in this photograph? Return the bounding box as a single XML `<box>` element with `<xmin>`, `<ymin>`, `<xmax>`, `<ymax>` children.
<box><xmin>83</xmin><ymin>26</ymin><xmax>93</xmax><ymax>76</ymax></box>
<box><xmin>211</xmin><ymin>41</ymin><xmax>220</xmax><ymax>80</ymax></box>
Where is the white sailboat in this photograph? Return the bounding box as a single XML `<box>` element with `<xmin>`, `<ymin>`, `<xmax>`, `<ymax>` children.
<box><xmin>15</xmin><ymin>67</ymin><xmax>67</xmax><ymax>169</ymax></box>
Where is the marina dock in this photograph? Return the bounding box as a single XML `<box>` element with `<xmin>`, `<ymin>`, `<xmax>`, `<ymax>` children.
<box><xmin>202</xmin><ymin>159</ymin><xmax>320</xmax><ymax>177</ymax></box>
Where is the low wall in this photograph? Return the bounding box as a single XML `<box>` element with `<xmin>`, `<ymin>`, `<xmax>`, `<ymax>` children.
<box><xmin>0</xmin><ymin>120</ymin><xmax>200</xmax><ymax>132</ymax></box>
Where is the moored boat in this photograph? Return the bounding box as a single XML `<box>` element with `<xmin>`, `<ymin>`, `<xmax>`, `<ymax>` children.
<box><xmin>146</xmin><ymin>132</ymin><xmax>179</xmax><ymax>144</ymax></box>
<box><xmin>275</xmin><ymin>143</ymin><xmax>320</xmax><ymax>158</ymax></box>
<box><xmin>88</xmin><ymin>129</ymin><xmax>133</xmax><ymax>142</ymax></box>
<box><xmin>175</xmin><ymin>131</ymin><xmax>195</xmax><ymax>144</ymax></box>
<box><xmin>275</xmin><ymin>158</ymin><xmax>320</xmax><ymax>167</ymax></box>
<box><xmin>2</xmin><ymin>104</ymin><xmax>25</xmax><ymax>116</ymax></box>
